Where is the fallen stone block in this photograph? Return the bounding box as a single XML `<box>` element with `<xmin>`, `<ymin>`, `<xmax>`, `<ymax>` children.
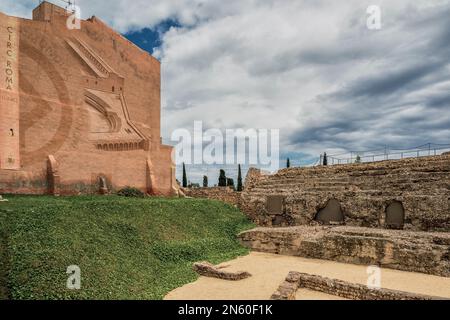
<box><xmin>193</xmin><ymin>262</ymin><xmax>251</xmax><ymax>281</ymax></box>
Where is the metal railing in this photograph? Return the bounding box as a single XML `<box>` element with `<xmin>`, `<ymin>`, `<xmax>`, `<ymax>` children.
<box><xmin>324</xmin><ymin>143</ymin><xmax>450</xmax><ymax>166</ymax></box>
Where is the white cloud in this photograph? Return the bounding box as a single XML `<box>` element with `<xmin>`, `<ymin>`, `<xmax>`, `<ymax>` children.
<box><xmin>157</xmin><ymin>0</ymin><xmax>450</xmax><ymax>159</ymax></box>
<box><xmin>2</xmin><ymin>0</ymin><xmax>450</xmax><ymax>178</ymax></box>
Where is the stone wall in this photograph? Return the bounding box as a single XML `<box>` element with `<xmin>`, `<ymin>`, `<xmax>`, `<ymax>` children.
<box><xmin>0</xmin><ymin>3</ymin><xmax>176</xmax><ymax>196</ymax></box>
<box><xmin>182</xmin><ymin>187</ymin><xmax>241</xmax><ymax>206</ymax></box>
<box><xmin>240</xmin><ymin>155</ymin><xmax>450</xmax><ymax>232</ymax></box>
<box><xmin>239</xmin><ymin>226</ymin><xmax>450</xmax><ymax>277</ymax></box>
<box><xmin>271</xmin><ymin>272</ymin><xmax>445</xmax><ymax>300</ymax></box>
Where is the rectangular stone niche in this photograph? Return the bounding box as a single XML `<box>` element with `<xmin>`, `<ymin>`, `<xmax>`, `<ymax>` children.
<box><xmin>266</xmin><ymin>195</ymin><xmax>284</xmax><ymax>214</ymax></box>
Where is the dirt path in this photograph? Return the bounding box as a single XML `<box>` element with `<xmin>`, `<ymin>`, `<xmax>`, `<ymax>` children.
<box><xmin>165</xmin><ymin>252</ymin><xmax>450</xmax><ymax>300</ymax></box>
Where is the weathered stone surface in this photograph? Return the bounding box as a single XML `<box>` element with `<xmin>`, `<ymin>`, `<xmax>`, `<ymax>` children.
<box><xmin>0</xmin><ymin>2</ymin><xmax>176</xmax><ymax>196</ymax></box>
<box><xmin>240</xmin><ymin>155</ymin><xmax>450</xmax><ymax>232</ymax></box>
<box><xmin>239</xmin><ymin>226</ymin><xmax>450</xmax><ymax>277</ymax></box>
<box><xmin>193</xmin><ymin>262</ymin><xmax>252</xmax><ymax>281</ymax></box>
<box><xmin>182</xmin><ymin>187</ymin><xmax>241</xmax><ymax>206</ymax></box>
<box><xmin>271</xmin><ymin>272</ymin><xmax>447</xmax><ymax>300</ymax></box>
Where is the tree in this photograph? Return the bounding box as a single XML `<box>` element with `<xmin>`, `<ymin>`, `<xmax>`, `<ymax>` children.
<box><xmin>203</xmin><ymin>175</ymin><xmax>208</xmax><ymax>188</ymax></box>
<box><xmin>182</xmin><ymin>163</ymin><xmax>187</xmax><ymax>188</ymax></box>
<box><xmin>227</xmin><ymin>178</ymin><xmax>235</xmax><ymax>190</ymax></box>
<box><xmin>355</xmin><ymin>155</ymin><xmax>362</xmax><ymax>163</ymax></box>
<box><xmin>287</xmin><ymin>158</ymin><xmax>291</xmax><ymax>168</ymax></box>
<box><xmin>218</xmin><ymin>169</ymin><xmax>227</xmax><ymax>187</ymax></box>
<box><xmin>237</xmin><ymin>164</ymin><xmax>243</xmax><ymax>192</ymax></box>
<box><xmin>323</xmin><ymin>153</ymin><xmax>328</xmax><ymax>166</ymax></box>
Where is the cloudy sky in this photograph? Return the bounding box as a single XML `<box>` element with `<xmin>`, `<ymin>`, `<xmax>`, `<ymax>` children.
<box><xmin>2</xmin><ymin>0</ymin><xmax>450</xmax><ymax>182</ymax></box>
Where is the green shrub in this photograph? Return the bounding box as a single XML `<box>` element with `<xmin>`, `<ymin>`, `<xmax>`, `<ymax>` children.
<box><xmin>218</xmin><ymin>169</ymin><xmax>227</xmax><ymax>187</ymax></box>
<box><xmin>117</xmin><ymin>187</ymin><xmax>145</xmax><ymax>198</ymax></box>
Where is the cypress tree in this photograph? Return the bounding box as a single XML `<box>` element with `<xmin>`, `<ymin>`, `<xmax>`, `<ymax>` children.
<box><xmin>203</xmin><ymin>175</ymin><xmax>208</xmax><ymax>188</ymax></box>
<box><xmin>287</xmin><ymin>158</ymin><xmax>291</xmax><ymax>168</ymax></box>
<box><xmin>323</xmin><ymin>153</ymin><xmax>328</xmax><ymax>166</ymax></box>
<box><xmin>237</xmin><ymin>164</ymin><xmax>243</xmax><ymax>192</ymax></box>
<box><xmin>182</xmin><ymin>163</ymin><xmax>188</xmax><ymax>188</ymax></box>
<box><xmin>218</xmin><ymin>169</ymin><xmax>227</xmax><ymax>187</ymax></box>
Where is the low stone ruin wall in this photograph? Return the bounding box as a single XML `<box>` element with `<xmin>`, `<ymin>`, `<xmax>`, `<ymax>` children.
<box><xmin>239</xmin><ymin>226</ymin><xmax>450</xmax><ymax>277</ymax></box>
<box><xmin>241</xmin><ymin>155</ymin><xmax>450</xmax><ymax>232</ymax></box>
<box><xmin>182</xmin><ymin>187</ymin><xmax>241</xmax><ymax>206</ymax></box>
<box><xmin>193</xmin><ymin>262</ymin><xmax>251</xmax><ymax>281</ymax></box>
<box><xmin>271</xmin><ymin>272</ymin><xmax>445</xmax><ymax>300</ymax></box>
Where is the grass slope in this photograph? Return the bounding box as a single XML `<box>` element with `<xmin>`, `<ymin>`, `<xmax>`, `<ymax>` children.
<box><xmin>0</xmin><ymin>196</ymin><xmax>254</xmax><ymax>300</ymax></box>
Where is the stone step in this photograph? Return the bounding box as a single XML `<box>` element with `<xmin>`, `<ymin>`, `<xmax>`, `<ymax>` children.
<box><xmin>269</xmin><ymin>170</ymin><xmax>450</xmax><ymax>181</ymax></box>
<box><xmin>254</xmin><ymin>174</ymin><xmax>448</xmax><ymax>189</ymax></box>
<box><xmin>244</xmin><ymin>190</ymin><xmax>446</xmax><ymax>198</ymax></box>
<box><xmin>275</xmin><ymin>162</ymin><xmax>450</xmax><ymax>176</ymax></box>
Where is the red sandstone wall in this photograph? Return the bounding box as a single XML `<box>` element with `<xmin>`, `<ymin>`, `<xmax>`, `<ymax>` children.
<box><xmin>0</xmin><ymin>13</ymin><xmax>20</xmax><ymax>171</ymax></box>
<box><xmin>0</xmin><ymin>3</ymin><xmax>175</xmax><ymax>195</ymax></box>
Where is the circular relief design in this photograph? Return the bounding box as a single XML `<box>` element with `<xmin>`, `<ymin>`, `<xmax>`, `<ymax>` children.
<box><xmin>19</xmin><ymin>39</ymin><xmax>73</xmax><ymax>165</ymax></box>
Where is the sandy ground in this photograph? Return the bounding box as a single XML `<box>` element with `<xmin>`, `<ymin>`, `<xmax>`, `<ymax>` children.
<box><xmin>165</xmin><ymin>252</ymin><xmax>450</xmax><ymax>300</ymax></box>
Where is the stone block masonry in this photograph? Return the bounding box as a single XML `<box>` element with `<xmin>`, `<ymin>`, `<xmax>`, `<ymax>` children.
<box><xmin>271</xmin><ymin>272</ymin><xmax>447</xmax><ymax>300</ymax></box>
<box><xmin>239</xmin><ymin>226</ymin><xmax>450</xmax><ymax>277</ymax></box>
<box><xmin>240</xmin><ymin>155</ymin><xmax>450</xmax><ymax>232</ymax></box>
<box><xmin>182</xmin><ymin>187</ymin><xmax>241</xmax><ymax>206</ymax></box>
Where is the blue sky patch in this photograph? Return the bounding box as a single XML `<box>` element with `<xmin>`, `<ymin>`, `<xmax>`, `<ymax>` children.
<box><xmin>123</xmin><ymin>19</ymin><xmax>180</xmax><ymax>55</ymax></box>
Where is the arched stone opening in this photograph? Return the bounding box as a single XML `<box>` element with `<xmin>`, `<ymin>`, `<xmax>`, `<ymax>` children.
<box><xmin>314</xmin><ymin>199</ymin><xmax>344</xmax><ymax>225</ymax></box>
<box><xmin>385</xmin><ymin>201</ymin><xmax>405</xmax><ymax>230</ymax></box>
<box><xmin>266</xmin><ymin>195</ymin><xmax>287</xmax><ymax>227</ymax></box>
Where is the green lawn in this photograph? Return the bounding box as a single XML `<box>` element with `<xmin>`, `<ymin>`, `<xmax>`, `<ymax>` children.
<box><xmin>0</xmin><ymin>196</ymin><xmax>254</xmax><ymax>300</ymax></box>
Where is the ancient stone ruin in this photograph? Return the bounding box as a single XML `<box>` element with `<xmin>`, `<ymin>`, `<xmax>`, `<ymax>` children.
<box><xmin>271</xmin><ymin>271</ymin><xmax>446</xmax><ymax>300</ymax></box>
<box><xmin>182</xmin><ymin>187</ymin><xmax>241</xmax><ymax>206</ymax></box>
<box><xmin>0</xmin><ymin>2</ymin><xmax>177</xmax><ymax>196</ymax></box>
<box><xmin>193</xmin><ymin>262</ymin><xmax>251</xmax><ymax>281</ymax></box>
<box><xmin>238</xmin><ymin>154</ymin><xmax>450</xmax><ymax>279</ymax></box>
<box><xmin>240</xmin><ymin>154</ymin><xmax>450</xmax><ymax>231</ymax></box>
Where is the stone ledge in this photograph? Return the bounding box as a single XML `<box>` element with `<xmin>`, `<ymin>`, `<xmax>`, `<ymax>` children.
<box><xmin>239</xmin><ymin>226</ymin><xmax>450</xmax><ymax>277</ymax></box>
<box><xmin>271</xmin><ymin>272</ymin><xmax>447</xmax><ymax>300</ymax></box>
<box><xmin>193</xmin><ymin>262</ymin><xmax>251</xmax><ymax>281</ymax></box>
